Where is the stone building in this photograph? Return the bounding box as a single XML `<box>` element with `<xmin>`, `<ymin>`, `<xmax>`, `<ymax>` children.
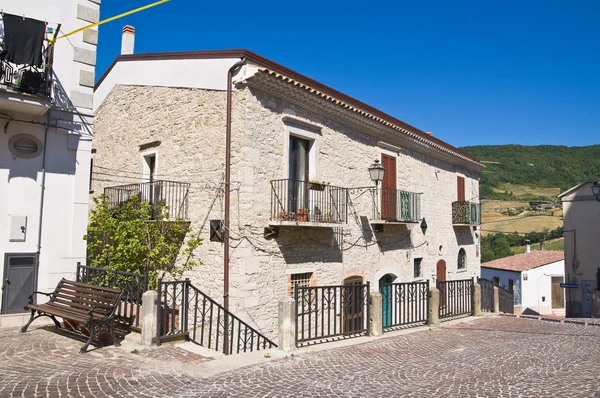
<box><xmin>0</xmin><ymin>0</ymin><xmax>99</xmax><ymax>322</ymax></box>
<box><xmin>93</xmin><ymin>39</ymin><xmax>484</xmax><ymax>339</ymax></box>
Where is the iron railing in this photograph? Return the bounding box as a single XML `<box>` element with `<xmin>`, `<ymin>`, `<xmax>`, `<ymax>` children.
<box><xmin>270</xmin><ymin>179</ymin><xmax>348</xmax><ymax>224</ymax></box>
<box><xmin>478</xmin><ymin>278</ymin><xmax>495</xmax><ymax>312</ymax></box>
<box><xmin>452</xmin><ymin>201</ymin><xmax>481</xmax><ymax>225</ymax></box>
<box><xmin>437</xmin><ymin>278</ymin><xmax>474</xmax><ymax>320</ymax></box>
<box><xmin>380</xmin><ymin>281</ymin><xmax>429</xmax><ymax>330</ymax></box>
<box><xmin>295</xmin><ymin>283</ymin><xmax>370</xmax><ymax>346</ymax></box>
<box><xmin>0</xmin><ymin>16</ymin><xmax>55</xmax><ymax>98</ymax></box>
<box><xmin>498</xmin><ymin>284</ymin><xmax>515</xmax><ymax>314</ymax></box>
<box><xmin>377</xmin><ymin>189</ymin><xmax>421</xmax><ymax>223</ymax></box>
<box><xmin>104</xmin><ymin>180</ymin><xmax>190</xmax><ymax>220</ymax></box>
<box><xmin>157</xmin><ymin>279</ymin><xmax>277</xmax><ymax>354</ymax></box>
<box><xmin>76</xmin><ymin>263</ymin><xmax>148</xmax><ymax>331</ymax></box>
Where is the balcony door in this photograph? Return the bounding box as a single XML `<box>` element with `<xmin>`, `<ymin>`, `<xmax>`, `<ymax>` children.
<box><xmin>289</xmin><ymin>136</ymin><xmax>310</xmax><ymax>214</ymax></box>
<box><xmin>457</xmin><ymin>176</ymin><xmax>465</xmax><ymax>201</ymax></box>
<box><xmin>381</xmin><ymin>154</ymin><xmax>397</xmax><ymax>220</ymax></box>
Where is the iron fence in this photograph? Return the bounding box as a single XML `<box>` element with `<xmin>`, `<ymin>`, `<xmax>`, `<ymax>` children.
<box><xmin>380</xmin><ymin>281</ymin><xmax>429</xmax><ymax>330</ymax></box>
<box><xmin>76</xmin><ymin>263</ymin><xmax>148</xmax><ymax>331</ymax></box>
<box><xmin>104</xmin><ymin>180</ymin><xmax>190</xmax><ymax>220</ymax></box>
<box><xmin>437</xmin><ymin>278</ymin><xmax>473</xmax><ymax>320</ymax></box>
<box><xmin>377</xmin><ymin>189</ymin><xmax>421</xmax><ymax>223</ymax></box>
<box><xmin>478</xmin><ymin>278</ymin><xmax>495</xmax><ymax>312</ymax></box>
<box><xmin>295</xmin><ymin>283</ymin><xmax>370</xmax><ymax>346</ymax></box>
<box><xmin>498</xmin><ymin>285</ymin><xmax>515</xmax><ymax>314</ymax></box>
<box><xmin>452</xmin><ymin>201</ymin><xmax>481</xmax><ymax>225</ymax></box>
<box><xmin>157</xmin><ymin>279</ymin><xmax>276</xmax><ymax>354</ymax></box>
<box><xmin>270</xmin><ymin>179</ymin><xmax>348</xmax><ymax>224</ymax></box>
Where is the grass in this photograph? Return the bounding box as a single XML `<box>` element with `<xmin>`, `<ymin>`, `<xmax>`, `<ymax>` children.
<box><xmin>491</xmin><ymin>184</ymin><xmax>561</xmax><ymax>198</ymax></box>
<box><xmin>511</xmin><ymin>237</ymin><xmax>564</xmax><ymax>254</ymax></box>
<box><xmin>481</xmin><ymin>215</ymin><xmax>563</xmax><ymax>236</ymax></box>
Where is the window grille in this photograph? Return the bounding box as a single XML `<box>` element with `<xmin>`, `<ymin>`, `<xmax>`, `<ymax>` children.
<box><xmin>414</xmin><ymin>258</ymin><xmax>422</xmax><ymax>278</ymax></box>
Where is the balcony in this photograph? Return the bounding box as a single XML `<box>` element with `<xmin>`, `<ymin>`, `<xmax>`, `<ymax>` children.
<box><xmin>104</xmin><ymin>181</ymin><xmax>190</xmax><ymax>220</ymax></box>
<box><xmin>270</xmin><ymin>179</ymin><xmax>348</xmax><ymax>227</ymax></box>
<box><xmin>372</xmin><ymin>188</ymin><xmax>421</xmax><ymax>225</ymax></box>
<box><xmin>452</xmin><ymin>201</ymin><xmax>481</xmax><ymax>226</ymax></box>
<box><xmin>0</xmin><ymin>16</ymin><xmax>54</xmax><ymax>115</ymax></box>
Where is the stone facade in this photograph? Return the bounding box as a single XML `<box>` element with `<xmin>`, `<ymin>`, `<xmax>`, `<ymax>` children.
<box><xmin>92</xmin><ymin>78</ymin><xmax>482</xmax><ymax>340</ymax></box>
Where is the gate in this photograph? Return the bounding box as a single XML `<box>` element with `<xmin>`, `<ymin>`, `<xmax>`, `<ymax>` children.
<box><xmin>157</xmin><ymin>279</ymin><xmax>276</xmax><ymax>354</ymax></box>
<box><xmin>437</xmin><ymin>278</ymin><xmax>473</xmax><ymax>320</ymax></box>
<box><xmin>498</xmin><ymin>284</ymin><xmax>514</xmax><ymax>314</ymax></box>
<box><xmin>295</xmin><ymin>283</ymin><xmax>370</xmax><ymax>346</ymax></box>
<box><xmin>380</xmin><ymin>281</ymin><xmax>429</xmax><ymax>330</ymax></box>
<box><xmin>478</xmin><ymin>278</ymin><xmax>494</xmax><ymax>312</ymax></box>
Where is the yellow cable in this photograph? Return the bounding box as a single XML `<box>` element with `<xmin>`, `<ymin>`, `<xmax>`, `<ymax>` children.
<box><xmin>50</xmin><ymin>0</ymin><xmax>169</xmax><ymax>42</ymax></box>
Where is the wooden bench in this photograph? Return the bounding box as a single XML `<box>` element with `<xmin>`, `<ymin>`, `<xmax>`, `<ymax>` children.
<box><xmin>20</xmin><ymin>278</ymin><xmax>125</xmax><ymax>353</ymax></box>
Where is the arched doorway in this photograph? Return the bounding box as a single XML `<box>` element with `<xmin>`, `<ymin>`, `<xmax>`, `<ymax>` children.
<box><xmin>379</xmin><ymin>274</ymin><xmax>394</xmax><ymax>328</ymax></box>
<box><xmin>343</xmin><ymin>276</ymin><xmax>364</xmax><ymax>334</ymax></box>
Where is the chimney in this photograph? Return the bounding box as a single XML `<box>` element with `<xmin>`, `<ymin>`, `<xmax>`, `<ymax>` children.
<box><xmin>525</xmin><ymin>239</ymin><xmax>531</xmax><ymax>254</ymax></box>
<box><xmin>425</xmin><ymin>132</ymin><xmax>433</xmax><ymax>136</ymax></box>
<box><xmin>121</xmin><ymin>25</ymin><xmax>135</xmax><ymax>55</ymax></box>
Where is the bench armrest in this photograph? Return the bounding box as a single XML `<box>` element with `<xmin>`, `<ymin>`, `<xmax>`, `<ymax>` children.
<box><xmin>27</xmin><ymin>291</ymin><xmax>54</xmax><ymax>304</ymax></box>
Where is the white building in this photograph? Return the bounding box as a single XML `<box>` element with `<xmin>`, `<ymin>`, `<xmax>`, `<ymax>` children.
<box><xmin>0</xmin><ymin>1</ymin><xmax>99</xmax><ymax>322</ymax></box>
<box><xmin>481</xmin><ymin>250</ymin><xmax>565</xmax><ymax>316</ymax></box>
<box><xmin>558</xmin><ymin>180</ymin><xmax>600</xmax><ymax>318</ymax></box>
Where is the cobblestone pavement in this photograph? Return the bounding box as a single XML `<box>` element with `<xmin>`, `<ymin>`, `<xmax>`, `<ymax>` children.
<box><xmin>2</xmin><ymin>316</ymin><xmax>600</xmax><ymax>397</ymax></box>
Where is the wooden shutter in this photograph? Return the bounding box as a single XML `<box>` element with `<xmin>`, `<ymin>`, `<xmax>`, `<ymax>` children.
<box><xmin>457</xmin><ymin>176</ymin><xmax>465</xmax><ymax>201</ymax></box>
<box><xmin>381</xmin><ymin>154</ymin><xmax>397</xmax><ymax>219</ymax></box>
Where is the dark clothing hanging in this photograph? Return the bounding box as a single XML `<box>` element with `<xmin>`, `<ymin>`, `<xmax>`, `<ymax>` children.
<box><xmin>1</xmin><ymin>13</ymin><xmax>46</xmax><ymax>66</ymax></box>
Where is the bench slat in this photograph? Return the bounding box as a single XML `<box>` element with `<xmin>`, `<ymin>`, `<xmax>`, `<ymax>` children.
<box><xmin>54</xmin><ymin>292</ymin><xmax>115</xmax><ymax>310</ymax></box>
<box><xmin>59</xmin><ymin>279</ymin><xmax>122</xmax><ymax>294</ymax></box>
<box><xmin>57</xmin><ymin>284</ymin><xmax>122</xmax><ymax>301</ymax></box>
<box><xmin>51</xmin><ymin>297</ymin><xmax>112</xmax><ymax>314</ymax></box>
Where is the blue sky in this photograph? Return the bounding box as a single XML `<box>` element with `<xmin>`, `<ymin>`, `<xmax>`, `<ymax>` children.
<box><xmin>96</xmin><ymin>0</ymin><xmax>600</xmax><ymax>148</ymax></box>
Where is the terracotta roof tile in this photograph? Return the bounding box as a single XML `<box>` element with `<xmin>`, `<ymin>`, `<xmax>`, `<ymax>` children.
<box><xmin>481</xmin><ymin>250</ymin><xmax>564</xmax><ymax>272</ymax></box>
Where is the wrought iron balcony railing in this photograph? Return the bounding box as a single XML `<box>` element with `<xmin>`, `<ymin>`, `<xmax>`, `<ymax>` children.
<box><xmin>104</xmin><ymin>180</ymin><xmax>190</xmax><ymax>220</ymax></box>
<box><xmin>452</xmin><ymin>201</ymin><xmax>481</xmax><ymax>225</ymax></box>
<box><xmin>270</xmin><ymin>179</ymin><xmax>348</xmax><ymax>224</ymax></box>
<box><xmin>376</xmin><ymin>188</ymin><xmax>421</xmax><ymax>223</ymax></box>
<box><xmin>0</xmin><ymin>17</ymin><xmax>55</xmax><ymax>98</ymax></box>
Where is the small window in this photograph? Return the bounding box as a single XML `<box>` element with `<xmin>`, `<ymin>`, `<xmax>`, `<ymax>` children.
<box><xmin>493</xmin><ymin>276</ymin><xmax>500</xmax><ymax>285</ymax></box>
<box><xmin>8</xmin><ymin>134</ymin><xmax>43</xmax><ymax>159</ymax></box>
<box><xmin>289</xmin><ymin>272</ymin><xmax>313</xmax><ymax>296</ymax></box>
<box><xmin>457</xmin><ymin>248</ymin><xmax>466</xmax><ymax>269</ymax></box>
<box><xmin>414</xmin><ymin>258</ymin><xmax>422</xmax><ymax>278</ymax></box>
<box><xmin>508</xmin><ymin>279</ymin><xmax>514</xmax><ymax>292</ymax></box>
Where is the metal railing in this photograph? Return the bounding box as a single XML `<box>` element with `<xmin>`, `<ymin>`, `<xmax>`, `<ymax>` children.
<box><xmin>478</xmin><ymin>278</ymin><xmax>495</xmax><ymax>312</ymax></box>
<box><xmin>0</xmin><ymin>16</ymin><xmax>55</xmax><ymax>98</ymax></box>
<box><xmin>270</xmin><ymin>179</ymin><xmax>348</xmax><ymax>224</ymax></box>
<box><xmin>380</xmin><ymin>281</ymin><xmax>429</xmax><ymax>330</ymax></box>
<box><xmin>498</xmin><ymin>285</ymin><xmax>515</xmax><ymax>314</ymax></box>
<box><xmin>104</xmin><ymin>180</ymin><xmax>190</xmax><ymax>220</ymax></box>
<box><xmin>76</xmin><ymin>263</ymin><xmax>149</xmax><ymax>331</ymax></box>
<box><xmin>437</xmin><ymin>278</ymin><xmax>474</xmax><ymax>320</ymax></box>
<box><xmin>377</xmin><ymin>189</ymin><xmax>421</xmax><ymax>223</ymax></box>
<box><xmin>295</xmin><ymin>283</ymin><xmax>370</xmax><ymax>346</ymax></box>
<box><xmin>452</xmin><ymin>201</ymin><xmax>481</xmax><ymax>225</ymax></box>
<box><xmin>157</xmin><ymin>279</ymin><xmax>277</xmax><ymax>354</ymax></box>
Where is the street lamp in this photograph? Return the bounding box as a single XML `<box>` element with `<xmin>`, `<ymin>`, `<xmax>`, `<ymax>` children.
<box><xmin>368</xmin><ymin>159</ymin><xmax>385</xmax><ymax>219</ymax></box>
<box><xmin>592</xmin><ymin>181</ymin><xmax>600</xmax><ymax>202</ymax></box>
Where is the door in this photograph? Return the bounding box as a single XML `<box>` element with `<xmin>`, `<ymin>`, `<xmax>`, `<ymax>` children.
<box><xmin>1</xmin><ymin>253</ymin><xmax>37</xmax><ymax>314</ymax></box>
<box><xmin>343</xmin><ymin>277</ymin><xmax>364</xmax><ymax>334</ymax></box>
<box><xmin>288</xmin><ymin>136</ymin><xmax>310</xmax><ymax>214</ymax></box>
<box><xmin>551</xmin><ymin>276</ymin><xmax>565</xmax><ymax>309</ymax></box>
<box><xmin>437</xmin><ymin>260</ymin><xmax>447</xmax><ymax>307</ymax></box>
<box><xmin>381</xmin><ymin>154</ymin><xmax>397</xmax><ymax>220</ymax></box>
<box><xmin>582</xmin><ymin>280</ymin><xmax>594</xmax><ymax>318</ymax></box>
<box><xmin>379</xmin><ymin>274</ymin><xmax>393</xmax><ymax>328</ymax></box>
<box><xmin>457</xmin><ymin>176</ymin><xmax>465</xmax><ymax>201</ymax></box>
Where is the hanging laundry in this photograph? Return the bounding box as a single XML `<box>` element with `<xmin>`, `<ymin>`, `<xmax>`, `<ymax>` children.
<box><xmin>1</xmin><ymin>13</ymin><xmax>45</xmax><ymax>66</ymax></box>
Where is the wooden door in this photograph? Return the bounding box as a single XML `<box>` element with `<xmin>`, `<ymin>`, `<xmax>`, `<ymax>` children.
<box><xmin>343</xmin><ymin>277</ymin><xmax>364</xmax><ymax>334</ymax></box>
<box><xmin>437</xmin><ymin>260</ymin><xmax>447</xmax><ymax>307</ymax></box>
<box><xmin>551</xmin><ymin>276</ymin><xmax>565</xmax><ymax>309</ymax></box>
<box><xmin>381</xmin><ymin>154</ymin><xmax>397</xmax><ymax>220</ymax></box>
<box><xmin>379</xmin><ymin>274</ymin><xmax>393</xmax><ymax>328</ymax></box>
<box><xmin>457</xmin><ymin>176</ymin><xmax>465</xmax><ymax>201</ymax></box>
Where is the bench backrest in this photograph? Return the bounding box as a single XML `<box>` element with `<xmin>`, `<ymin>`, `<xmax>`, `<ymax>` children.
<box><xmin>51</xmin><ymin>278</ymin><xmax>124</xmax><ymax>318</ymax></box>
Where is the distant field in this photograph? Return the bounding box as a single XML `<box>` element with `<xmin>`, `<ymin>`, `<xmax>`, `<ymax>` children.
<box><xmin>481</xmin><ymin>215</ymin><xmax>563</xmax><ymax>236</ymax></box>
<box><xmin>511</xmin><ymin>238</ymin><xmax>564</xmax><ymax>254</ymax></box>
<box><xmin>491</xmin><ymin>184</ymin><xmax>561</xmax><ymax>198</ymax></box>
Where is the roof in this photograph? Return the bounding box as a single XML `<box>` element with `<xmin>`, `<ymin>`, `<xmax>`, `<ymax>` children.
<box><xmin>95</xmin><ymin>49</ymin><xmax>483</xmax><ymax>169</ymax></box>
<box><xmin>481</xmin><ymin>250</ymin><xmax>564</xmax><ymax>273</ymax></box>
<box><xmin>558</xmin><ymin>179</ymin><xmax>597</xmax><ymax>198</ymax></box>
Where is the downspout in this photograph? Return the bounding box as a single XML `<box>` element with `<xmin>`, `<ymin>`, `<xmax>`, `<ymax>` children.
<box><xmin>36</xmin><ymin>113</ymin><xmax>50</xmax><ymax>294</ymax></box>
<box><xmin>224</xmin><ymin>57</ymin><xmax>246</xmax><ymax>355</ymax></box>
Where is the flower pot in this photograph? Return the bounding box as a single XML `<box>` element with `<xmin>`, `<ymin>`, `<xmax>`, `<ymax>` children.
<box><xmin>297</xmin><ymin>214</ymin><xmax>308</xmax><ymax>222</ymax></box>
<box><xmin>308</xmin><ymin>183</ymin><xmax>325</xmax><ymax>191</ymax></box>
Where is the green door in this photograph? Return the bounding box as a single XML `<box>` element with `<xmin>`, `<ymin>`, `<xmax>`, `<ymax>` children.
<box><xmin>380</xmin><ymin>274</ymin><xmax>393</xmax><ymax>328</ymax></box>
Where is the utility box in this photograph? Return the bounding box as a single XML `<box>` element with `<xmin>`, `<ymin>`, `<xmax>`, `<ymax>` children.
<box><xmin>9</xmin><ymin>215</ymin><xmax>27</xmax><ymax>242</ymax></box>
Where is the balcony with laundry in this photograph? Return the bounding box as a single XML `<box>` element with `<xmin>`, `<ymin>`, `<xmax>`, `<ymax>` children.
<box><xmin>452</xmin><ymin>201</ymin><xmax>481</xmax><ymax>226</ymax></box>
<box><xmin>0</xmin><ymin>13</ymin><xmax>57</xmax><ymax>115</ymax></box>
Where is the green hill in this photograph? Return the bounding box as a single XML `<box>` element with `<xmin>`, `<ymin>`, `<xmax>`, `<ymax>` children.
<box><xmin>460</xmin><ymin>144</ymin><xmax>600</xmax><ymax>200</ymax></box>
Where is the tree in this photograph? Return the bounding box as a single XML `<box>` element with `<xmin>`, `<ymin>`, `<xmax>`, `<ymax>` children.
<box><xmin>85</xmin><ymin>195</ymin><xmax>202</xmax><ymax>289</ymax></box>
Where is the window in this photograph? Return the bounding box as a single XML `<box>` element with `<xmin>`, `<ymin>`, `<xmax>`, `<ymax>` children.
<box><xmin>457</xmin><ymin>248</ymin><xmax>466</xmax><ymax>269</ymax></box>
<box><xmin>493</xmin><ymin>276</ymin><xmax>500</xmax><ymax>285</ymax></box>
<box><xmin>508</xmin><ymin>279</ymin><xmax>514</xmax><ymax>292</ymax></box>
<box><xmin>457</xmin><ymin>176</ymin><xmax>465</xmax><ymax>201</ymax></box>
<box><xmin>289</xmin><ymin>272</ymin><xmax>313</xmax><ymax>296</ymax></box>
<box><xmin>414</xmin><ymin>258</ymin><xmax>422</xmax><ymax>278</ymax></box>
<box><xmin>8</xmin><ymin>134</ymin><xmax>43</xmax><ymax>159</ymax></box>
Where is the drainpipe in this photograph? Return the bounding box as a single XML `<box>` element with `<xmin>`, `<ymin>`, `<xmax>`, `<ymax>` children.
<box><xmin>224</xmin><ymin>57</ymin><xmax>246</xmax><ymax>355</ymax></box>
<box><xmin>36</xmin><ymin>113</ymin><xmax>51</xmax><ymax>294</ymax></box>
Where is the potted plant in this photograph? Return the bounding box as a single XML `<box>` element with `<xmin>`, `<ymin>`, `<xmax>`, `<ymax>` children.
<box><xmin>313</xmin><ymin>207</ymin><xmax>322</xmax><ymax>222</ymax></box>
<box><xmin>307</xmin><ymin>179</ymin><xmax>327</xmax><ymax>191</ymax></box>
<box><xmin>297</xmin><ymin>208</ymin><xmax>309</xmax><ymax>222</ymax></box>
<box><xmin>323</xmin><ymin>212</ymin><xmax>333</xmax><ymax>223</ymax></box>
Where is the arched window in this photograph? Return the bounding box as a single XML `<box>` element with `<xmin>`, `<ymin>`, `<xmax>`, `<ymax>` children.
<box><xmin>458</xmin><ymin>248</ymin><xmax>466</xmax><ymax>269</ymax></box>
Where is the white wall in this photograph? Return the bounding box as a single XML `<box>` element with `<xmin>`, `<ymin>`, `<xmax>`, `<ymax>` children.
<box><xmin>0</xmin><ymin>0</ymin><xmax>97</xmax><ymax>313</ymax></box>
<box><xmin>481</xmin><ymin>267</ymin><xmax>521</xmax><ymax>303</ymax></box>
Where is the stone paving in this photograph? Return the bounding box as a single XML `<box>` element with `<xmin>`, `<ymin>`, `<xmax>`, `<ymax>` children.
<box><xmin>1</xmin><ymin>316</ymin><xmax>600</xmax><ymax>397</ymax></box>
